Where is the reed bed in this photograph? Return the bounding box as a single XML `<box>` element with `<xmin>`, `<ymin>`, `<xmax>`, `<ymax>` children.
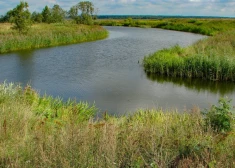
<box><xmin>0</xmin><ymin>83</ymin><xmax>234</xmax><ymax>167</ymax></box>
<box><xmin>0</xmin><ymin>23</ymin><xmax>108</xmax><ymax>53</ymax></box>
<box><xmin>96</xmin><ymin>18</ymin><xmax>235</xmax><ymax>36</ymax></box>
<box><xmin>97</xmin><ymin>18</ymin><xmax>235</xmax><ymax>81</ymax></box>
<box><xmin>143</xmin><ymin>30</ymin><xmax>235</xmax><ymax>81</ymax></box>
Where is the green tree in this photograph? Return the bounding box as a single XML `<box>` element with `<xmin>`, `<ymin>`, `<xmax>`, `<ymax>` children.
<box><xmin>0</xmin><ymin>10</ymin><xmax>15</xmax><ymax>22</ymax></box>
<box><xmin>51</xmin><ymin>4</ymin><xmax>65</xmax><ymax>23</ymax></box>
<box><xmin>68</xmin><ymin>5</ymin><xmax>80</xmax><ymax>23</ymax></box>
<box><xmin>78</xmin><ymin>1</ymin><xmax>94</xmax><ymax>25</ymax></box>
<box><xmin>41</xmin><ymin>5</ymin><xmax>52</xmax><ymax>23</ymax></box>
<box><xmin>10</xmin><ymin>1</ymin><xmax>31</xmax><ymax>33</ymax></box>
<box><xmin>31</xmin><ymin>11</ymin><xmax>43</xmax><ymax>23</ymax></box>
<box><xmin>69</xmin><ymin>1</ymin><xmax>95</xmax><ymax>25</ymax></box>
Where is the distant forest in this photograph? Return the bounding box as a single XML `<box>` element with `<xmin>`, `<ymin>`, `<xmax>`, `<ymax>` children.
<box><xmin>97</xmin><ymin>15</ymin><xmax>233</xmax><ymax>19</ymax></box>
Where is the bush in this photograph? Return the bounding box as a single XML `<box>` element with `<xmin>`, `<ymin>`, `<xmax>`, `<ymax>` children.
<box><xmin>202</xmin><ymin>98</ymin><xmax>234</xmax><ymax>133</ymax></box>
<box><xmin>10</xmin><ymin>2</ymin><xmax>32</xmax><ymax>33</ymax></box>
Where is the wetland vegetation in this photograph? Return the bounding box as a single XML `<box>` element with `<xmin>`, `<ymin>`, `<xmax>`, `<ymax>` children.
<box><xmin>0</xmin><ymin>23</ymin><xmax>108</xmax><ymax>53</ymax></box>
<box><xmin>96</xmin><ymin>18</ymin><xmax>235</xmax><ymax>36</ymax></box>
<box><xmin>0</xmin><ymin>83</ymin><xmax>234</xmax><ymax>167</ymax></box>
<box><xmin>97</xmin><ymin>18</ymin><xmax>235</xmax><ymax>82</ymax></box>
<box><xmin>98</xmin><ymin>18</ymin><xmax>235</xmax><ymax>81</ymax></box>
<box><xmin>0</xmin><ymin>1</ymin><xmax>107</xmax><ymax>54</ymax></box>
<box><xmin>0</xmin><ymin>1</ymin><xmax>235</xmax><ymax>167</ymax></box>
<box><xmin>143</xmin><ymin>30</ymin><xmax>235</xmax><ymax>81</ymax></box>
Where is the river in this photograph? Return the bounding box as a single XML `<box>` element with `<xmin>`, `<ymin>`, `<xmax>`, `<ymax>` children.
<box><xmin>1</xmin><ymin>26</ymin><xmax>234</xmax><ymax>115</ymax></box>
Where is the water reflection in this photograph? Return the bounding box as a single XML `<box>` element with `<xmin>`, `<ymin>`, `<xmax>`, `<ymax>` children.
<box><xmin>146</xmin><ymin>73</ymin><xmax>235</xmax><ymax>96</ymax></box>
<box><xmin>0</xmin><ymin>27</ymin><xmax>221</xmax><ymax>114</ymax></box>
<box><xmin>16</xmin><ymin>50</ymin><xmax>35</xmax><ymax>85</ymax></box>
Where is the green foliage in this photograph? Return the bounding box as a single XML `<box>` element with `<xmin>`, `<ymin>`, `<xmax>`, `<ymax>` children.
<box><xmin>50</xmin><ymin>4</ymin><xmax>65</xmax><ymax>23</ymax></box>
<box><xmin>96</xmin><ymin>18</ymin><xmax>235</xmax><ymax>36</ymax></box>
<box><xmin>123</xmin><ymin>17</ymin><xmax>136</xmax><ymax>27</ymax></box>
<box><xmin>41</xmin><ymin>5</ymin><xmax>51</xmax><ymax>23</ymax></box>
<box><xmin>9</xmin><ymin>1</ymin><xmax>32</xmax><ymax>33</ymax></box>
<box><xmin>203</xmin><ymin>98</ymin><xmax>234</xmax><ymax>133</ymax></box>
<box><xmin>31</xmin><ymin>11</ymin><xmax>43</xmax><ymax>23</ymax></box>
<box><xmin>143</xmin><ymin>30</ymin><xmax>235</xmax><ymax>81</ymax></box>
<box><xmin>0</xmin><ymin>23</ymin><xmax>108</xmax><ymax>53</ymax></box>
<box><xmin>68</xmin><ymin>5</ymin><xmax>80</xmax><ymax>23</ymax></box>
<box><xmin>69</xmin><ymin>1</ymin><xmax>95</xmax><ymax>25</ymax></box>
<box><xmin>0</xmin><ymin>10</ymin><xmax>14</xmax><ymax>23</ymax></box>
<box><xmin>0</xmin><ymin>83</ymin><xmax>235</xmax><ymax>167</ymax></box>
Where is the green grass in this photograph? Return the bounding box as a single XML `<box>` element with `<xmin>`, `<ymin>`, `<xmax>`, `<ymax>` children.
<box><xmin>1</xmin><ymin>19</ymin><xmax>235</xmax><ymax>167</ymax></box>
<box><xmin>96</xmin><ymin>18</ymin><xmax>235</xmax><ymax>36</ymax></box>
<box><xmin>143</xmin><ymin>30</ymin><xmax>235</xmax><ymax>81</ymax></box>
<box><xmin>0</xmin><ymin>22</ymin><xmax>108</xmax><ymax>53</ymax></box>
<box><xmin>0</xmin><ymin>83</ymin><xmax>234</xmax><ymax>167</ymax></box>
<box><xmin>97</xmin><ymin>18</ymin><xmax>235</xmax><ymax>81</ymax></box>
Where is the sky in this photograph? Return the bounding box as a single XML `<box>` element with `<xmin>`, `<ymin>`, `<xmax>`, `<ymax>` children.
<box><xmin>0</xmin><ymin>0</ymin><xmax>235</xmax><ymax>17</ymax></box>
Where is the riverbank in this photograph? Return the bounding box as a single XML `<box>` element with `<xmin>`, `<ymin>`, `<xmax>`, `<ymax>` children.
<box><xmin>96</xmin><ymin>18</ymin><xmax>235</xmax><ymax>36</ymax></box>
<box><xmin>143</xmin><ymin>29</ymin><xmax>235</xmax><ymax>81</ymax></box>
<box><xmin>0</xmin><ymin>23</ymin><xmax>108</xmax><ymax>53</ymax></box>
<box><xmin>97</xmin><ymin>18</ymin><xmax>235</xmax><ymax>82</ymax></box>
<box><xmin>0</xmin><ymin>83</ymin><xmax>234</xmax><ymax>167</ymax></box>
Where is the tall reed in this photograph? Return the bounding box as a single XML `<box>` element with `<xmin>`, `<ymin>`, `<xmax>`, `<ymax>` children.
<box><xmin>144</xmin><ymin>30</ymin><xmax>235</xmax><ymax>81</ymax></box>
<box><xmin>96</xmin><ymin>18</ymin><xmax>235</xmax><ymax>35</ymax></box>
<box><xmin>0</xmin><ymin>83</ymin><xmax>234</xmax><ymax>167</ymax></box>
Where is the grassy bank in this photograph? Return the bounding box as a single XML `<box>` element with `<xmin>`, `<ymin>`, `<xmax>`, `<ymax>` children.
<box><xmin>143</xmin><ymin>30</ymin><xmax>235</xmax><ymax>81</ymax></box>
<box><xmin>0</xmin><ymin>23</ymin><xmax>108</xmax><ymax>53</ymax></box>
<box><xmin>97</xmin><ymin>18</ymin><xmax>235</xmax><ymax>81</ymax></box>
<box><xmin>0</xmin><ymin>83</ymin><xmax>234</xmax><ymax>167</ymax></box>
<box><xmin>96</xmin><ymin>18</ymin><xmax>235</xmax><ymax>36</ymax></box>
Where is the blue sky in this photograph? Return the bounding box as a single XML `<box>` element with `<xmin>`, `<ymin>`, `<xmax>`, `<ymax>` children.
<box><xmin>0</xmin><ymin>0</ymin><xmax>235</xmax><ymax>17</ymax></box>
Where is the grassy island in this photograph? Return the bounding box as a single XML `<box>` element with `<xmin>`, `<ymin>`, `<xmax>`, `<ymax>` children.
<box><xmin>0</xmin><ymin>83</ymin><xmax>234</xmax><ymax>167</ymax></box>
<box><xmin>0</xmin><ymin>23</ymin><xmax>108</xmax><ymax>54</ymax></box>
<box><xmin>97</xmin><ymin>18</ymin><xmax>235</xmax><ymax>81</ymax></box>
<box><xmin>143</xmin><ymin>31</ymin><xmax>235</xmax><ymax>81</ymax></box>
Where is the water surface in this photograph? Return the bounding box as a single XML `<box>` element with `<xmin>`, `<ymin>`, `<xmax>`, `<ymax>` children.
<box><xmin>1</xmin><ymin>26</ymin><xmax>234</xmax><ymax>115</ymax></box>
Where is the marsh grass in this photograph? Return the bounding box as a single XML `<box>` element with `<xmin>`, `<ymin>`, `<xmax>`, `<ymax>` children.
<box><xmin>96</xmin><ymin>18</ymin><xmax>235</xmax><ymax>35</ymax></box>
<box><xmin>0</xmin><ymin>83</ymin><xmax>235</xmax><ymax>167</ymax></box>
<box><xmin>0</xmin><ymin>22</ymin><xmax>108</xmax><ymax>53</ymax></box>
<box><xmin>96</xmin><ymin>18</ymin><xmax>235</xmax><ymax>81</ymax></box>
<box><xmin>143</xmin><ymin>30</ymin><xmax>235</xmax><ymax>81</ymax></box>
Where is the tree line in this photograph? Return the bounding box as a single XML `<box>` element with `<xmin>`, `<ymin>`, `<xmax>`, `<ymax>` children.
<box><xmin>0</xmin><ymin>1</ymin><xmax>97</xmax><ymax>33</ymax></box>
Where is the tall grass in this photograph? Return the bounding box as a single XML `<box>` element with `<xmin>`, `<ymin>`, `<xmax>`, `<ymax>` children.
<box><xmin>0</xmin><ymin>83</ymin><xmax>235</xmax><ymax>167</ymax></box>
<box><xmin>96</xmin><ymin>18</ymin><xmax>235</xmax><ymax>35</ymax></box>
<box><xmin>143</xmin><ymin>30</ymin><xmax>235</xmax><ymax>81</ymax></box>
<box><xmin>0</xmin><ymin>22</ymin><xmax>108</xmax><ymax>53</ymax></box>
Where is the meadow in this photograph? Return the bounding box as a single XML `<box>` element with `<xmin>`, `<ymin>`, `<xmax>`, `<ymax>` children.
<box><xmin>0</xmin><ymin>23</ymin><xmax>108</xmax><ymax>53</ymax></box>
<box><xmin>96</xmin><ymin>18</ymin><xmax>235</xmax><ymax>36</ymax></box>
<box><xmin>0</xmin><ymin>83</ymin><xmax>234</xmax><ymax>167</ymax></box>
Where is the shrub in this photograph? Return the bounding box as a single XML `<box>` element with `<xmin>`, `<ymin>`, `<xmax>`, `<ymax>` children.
<box><xmin>10</xmin><ymin>2</ymin><xmax>32</xmax><ymax>33</ymax></box>
<box><xmin>202</xmin><ymin>98</ymin><xmax>234</xmax><ymax>133</ymax></box>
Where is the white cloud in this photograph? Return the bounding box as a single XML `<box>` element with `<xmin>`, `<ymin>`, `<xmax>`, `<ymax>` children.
<box><xmin>0</xmin><ymin>0</ymin><xmax>234</xmax><ymax>17</ymax></box>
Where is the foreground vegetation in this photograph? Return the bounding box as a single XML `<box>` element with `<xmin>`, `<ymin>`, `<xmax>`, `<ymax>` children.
<box><xmin>0</xmin><ymin>23</ymin><xmax>108</xmax><ymax>53</ymax></box>
<box><xmin>0</xmin><ymin>83</ymin><xmax>234</xmax><ymax>167</ymax></box>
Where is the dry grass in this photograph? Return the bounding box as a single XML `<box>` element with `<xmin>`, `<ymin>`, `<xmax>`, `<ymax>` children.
<box><xmin>0</xmin><ymin>83</ymin><xmax>234</xmax><ymax>167</ymax></box>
